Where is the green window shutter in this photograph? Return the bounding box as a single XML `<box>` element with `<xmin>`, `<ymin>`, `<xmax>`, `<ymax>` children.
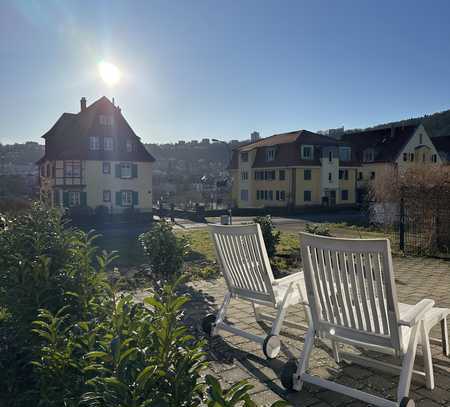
<box><xmin>115</xmin><ymin>191</ymin><xmax>122</xmax><ymax>206</ymax></box>
<box><xmin>80</xmin><ymin>192</ymin><xmax>87</xmax><ymax>207</ymax></box>
<box><xmin>132</xmin><ymin>163</ymin><xmax>138</xmax><ymax>178</ymax></box>
<box><xmin>63</xmin><ymin>191</ymin><xmax>69</xmax><ymax>207</ymax></box>
<box><xmin>132</xmin><ymin>191</ymin><xmax>139</xmax><ymax>206</ymax></box>
<box><xmin>115</xmin><ymin>164</ymin><xmax>121</xmax><ymax>178</ymax></box>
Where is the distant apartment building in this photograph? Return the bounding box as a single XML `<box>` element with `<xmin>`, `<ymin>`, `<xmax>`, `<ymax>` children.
<box><xmin>342</xmin><ymin>124</ymin><xmax>441</xmax><ymax>202</ymax></box>
<box><xmin>229</xmin><ymin>130</ymin><xmax>358</xmax><ymax>209</ymax></box>
<box><xmin>229</xmin><ymin>124</ymin><xmax>441</xmax><ymax>209</ymax></box>
<box><xmin>37</xmin><ymin>96</ymin><xmax>155</xmax><ymax>212</ymax></box>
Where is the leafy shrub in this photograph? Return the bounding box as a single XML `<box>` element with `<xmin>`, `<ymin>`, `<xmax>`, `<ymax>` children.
<box><xmin>0</xmin><ymin>205</ymin><xmax>285</xmax><ymax>407</ymax></box>
<box><xmin>0</xmin><ymin>203</ymin><xmax>110</xmax><ymax>406</ymax></box>
<box><xmin>305</xmin><ymin>223</ymin><xmax>332</xmax><ymax>236</ymax></box>
<box><xmin>139</xmin><ymin>220</ymin><xmax>189</xmax><ymax>282</ymax></box>
<box><xmin>253</xmin><ymin>215</ymin><xmax>280</xmax><ymax>258</ymax></box>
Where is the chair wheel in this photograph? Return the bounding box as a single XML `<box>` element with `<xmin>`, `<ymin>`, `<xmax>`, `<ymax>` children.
<box><xmin>201</xmin><ymin>314</ymin><xmax>216</xmax><ymax>336</ymax></box>
<box><xmin>281</xmin><ymin>359</ymin><xmax>298</xmax><ymax>390</ymax></box>
<box><xmin>263</xmin><ymin>334</ymin><xmax>281</xmax><ymax>359</ymax></box>
<box><xmin>399</xmin><ymin>397</ymin><xmax>415</xmax><ymax>407</ymax></box>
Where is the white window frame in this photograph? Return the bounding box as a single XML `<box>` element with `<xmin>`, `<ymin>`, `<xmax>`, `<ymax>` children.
<box><xmin>103</xmin><ymin>162</ymin><xmax>111</xmax><ymax>174</ymax></box>
<box><xmin>301</xmin><ymin>145</ymin><xmax>313</xmax><ymax>160</ymax></box>
<box><xmin>68</xmin><ymin>191</ymin><xmax>81</xmax><ymax>207</ymax></box>
<box><xmin>103</xmin><ymin>190</ymin><xmax>111</xmax><ymax>202</ymax></box>
<box><xmin>122</xmin><ymin>190</ymin><xmax>133</xmax><ymax>206</ymax></box>
<box><xmin>126</xmin><ymin>140</ymin><xmax>133</xmax><ymax>153</ymax></box>
<box><xmin>104</xmin><ymin>137</ymin><xmax>114</xmax><ymax>151</ymax></box>
<box><xmin>363</xmin><ymin>149</ymin><xmax>374</xmax><ymax>162</ymax></box>
<box><xmin>339</xmin><ymin>146</ymin><xmax>351</xmax><ymax>161</ymax></box>
<box><xmin>64</xmin><ymin>161</ymin><xmax>81</xmax><ymax>177</ymax></box>
<box><xmin>241</xmin><ymin>171</ymin><xmax>248</xmax><ymax>181</ymax></box>
<box><xmin>99</xmin><ymin>115</ymin><xmax>114</xmax><ymax>126</ymax></box>
<box><xmin>121</xmin><ymin>163</ymin><xmax>132</xmax><ymax>178</ymax></box>
<box><xmin>90</xmin><ymin>136</ymin><xmax>100</xmax><ymax>151</ymax></box>
<box><xmin>266</xmin><ymin>148</ymin><xmax>276</xmax><ymax>161</ymax></box>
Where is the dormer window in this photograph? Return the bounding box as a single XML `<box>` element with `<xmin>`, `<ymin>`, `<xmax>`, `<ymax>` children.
<box><xmin>104</xmin><ymin>137</ymin><xmax>114</xmax><ymax>151</ymax></box>
<box><xmin>339</xmin><ymin>146</ymin><xmax>351</xmax><ymax>161</ymax></box>
<box><xmin>266</xmin><ymin>148</ymin><xmax>276</xmax><ymax>161</ymax></box>
<box><xmin>301</xmin><ymin>145</ymin><xmax>313</xmax><ymax>160</ymax></box>
<box><xmin>240</xmin><ymin>152</ymin><xmax>248</xmax><ymax>162</ymax></box>
<box><xmin>363</xmin><ymin>148</ymin><xmax>375</xmax><ymax>162</ymax></box>
<box><xmin>99</xmin><ymin>115</ymin><xmax>114</xmax><ymax>126</ymax></box>
<box><xmin>90</xmin><ymin>136</ymin><xmax>100</xmax><ymax>151</ymax></box>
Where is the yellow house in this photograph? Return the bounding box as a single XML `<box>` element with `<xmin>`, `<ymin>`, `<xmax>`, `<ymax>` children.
<box><xmin>341</xmin><ymin>124</ymin><xmax>441</xmax><ymax>202</ymax></box>
<box><xmin>37</xmin><ymin>96</ymin><xmax>155</xmax><ymax>213</ymax></box>
<box><xmin>229</xmin><ymin>130</ymin><xmax>358</xmax><ymax>209</ymax></box>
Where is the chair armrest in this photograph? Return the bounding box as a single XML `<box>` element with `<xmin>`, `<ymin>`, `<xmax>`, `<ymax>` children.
<box><xmin>398</xmin><ymin>299</ymin><xmax>435</xmax><ymax>327</ymax></box>
<box><xmin>273</xmin><ymin>271</ymin><xmax>304</xmax><ymax>286</ymax></box>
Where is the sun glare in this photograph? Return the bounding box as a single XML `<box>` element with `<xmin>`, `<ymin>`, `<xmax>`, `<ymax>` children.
<box><xmin>98</xmin><ymin>61</ymin><xmax>121</xmax><ymax>86</ymax></box>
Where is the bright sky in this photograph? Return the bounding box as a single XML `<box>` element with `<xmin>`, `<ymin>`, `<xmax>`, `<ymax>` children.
<box><xmin>1</xmin><ymin>0</ymin><xmax>450</xmax><ymax>145</ymax></box>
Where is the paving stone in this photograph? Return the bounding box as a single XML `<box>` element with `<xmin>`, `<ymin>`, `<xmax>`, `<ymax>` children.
<box><xmin>164</xmin><ymin>255</ymin><xmax>450</xmax><ymax>406</ymax></box>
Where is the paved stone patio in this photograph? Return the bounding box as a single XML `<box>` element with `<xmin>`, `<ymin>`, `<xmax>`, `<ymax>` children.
<box><xmin>182</xmin><ymin>256</ymin><xmax>450</xmax><ymax>406</ymax></box>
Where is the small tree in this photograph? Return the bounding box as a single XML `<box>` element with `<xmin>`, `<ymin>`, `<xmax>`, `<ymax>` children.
<box><xmin>139</xmin><ymin>220</ymin><xmax>189</xmax><ymax>282</ymax></box>
<box><xmin>253</xmin><ymin>215</ymin><xmax>280</xmax><ymax>259</ymax></box>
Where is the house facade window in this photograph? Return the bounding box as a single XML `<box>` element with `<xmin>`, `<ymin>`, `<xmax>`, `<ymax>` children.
<box><xmin>241</xmin><ymin>171</ymin><xmax>248</xmax><ymax>181</ymax></box>
<box><xmin>339</xmin><ymin>169</ymin><xmax>349</xmax><ymax>180</ymax></box>
<box><xmin>304</xmin><ymin>169</ymin><xmax>312</xmax><ymax>180</ymax></box>
<box><xmin>256</xmin><ymin>190</ymin><xmax>273</xmax><ymax>200</ymax></box>
<box><xmin>339</xmin><ymin>147</ymin><xmax>351</xmax><ymax>161</ymax></box>
<box><xmin>279</xmin><ymin>169</ymin><xmax>286</xmax><ymax>180</ymax></box>
<box><xmin>46</xmin><ymin>164</ymin><xmax>51</xmax><ymax>177</ymax></box>
<box><xmin>266</xmin><ymin>148</ymin><xmax>276</xmax><ymax>161</ymax></box>
<box><xmin>409</xmin><ymin>153</ymin><xmax>414</xmax><ymax>162</ymax></box>
<box><xmin>432</xmin><ymin>154</ymin><xmax>437</xmax><ymax>163</ymax></box>
<box><xmin>121</xmin><ymin>191</ymin><xmax>133</xmax><ymax>206</ymax></box>
<box><xmin>301</xmin><ymin>145</ymin><xmax>313</xmax><ymax>160</ymax></box>
<box><xmin>358</xmin><ymin>172</ymin><xmax>363</xmax><ymax>180</ymax></box>
<box><xmin>363</xmin><ymin>149</ymin><xmax>375</xmax><ymax>162</ymax></box>
<box><xmin>328</xmin><ymin>172</ymin><xmax>332</xmax><ymax>182</ymax></box>
<box><xmin>254</xmin><ymin>170</ymin><xmax>276</xmax><ymax>180</ymax></box>
<box><xmin>275</xmin><ymin>190</ymin><xmax>286</xmax><ymax>201</ymax></box>
<box><xmin>103</xmin><ymin>190</ymin><xmax>111</xmax><ymax>202</ymax></box>
<box><xmin>370</xmin><ymin>172</ymin><xmax>376</xmax><ymax>180</ymax></box>
<box><xmin>403</xmin><ymin>153</ymin><xmax>408</xmax><ymax>162</ymax></box>
<box><xmin>304</xmin><ymin>190</ymin><xmax>312</xmax><ymax>202</ymax></box>
<box><xmin>104</xmin><ymin>137</ymin><xmax>114</xmax><ymax>151</ymax></box>
<box><xmin>126</xmin><ymin>140</ymin><xmax>133</xmax><ymax>152</ymax></box>
<box><xmin>64</xmin><ymin>161</ymin><xmax>81</xmax><ymax>177</ymax></box>
<box><xmin>68</xmin><ymin>191</ymin><xmax>81</xmax><ymax>207</ymax></box>
<box><xmin>341</xmin><ymin>190</ymin><xmax>349</xmax><ymax>201</ymax></box>
<box><xmin>240</xmin><ymin>152</ymin><xmax>249</xmax><ymax>162</ymax></box>
<box><xmin>99</xmin><ymin>115</ymin><xmax>114</xmax><ymax>126</ymax></box>
<box><xmin>121</xmin><ymin>163</ymin><xmax>132</xmax><ymax>178</ymax></box>
<box><xmin>240</xmin><ymin>189</ymin><xmax>249</xmax><ymax>201</ymax></box>
<box><xmin>103</xmin><ymin>162</ymin><xmax>111</xmax><ymax>174</ymax></box>
<box><xmin>90</xmin><ymin>136</ymin><xmax>100</xmax><ymax>150</ymax></box>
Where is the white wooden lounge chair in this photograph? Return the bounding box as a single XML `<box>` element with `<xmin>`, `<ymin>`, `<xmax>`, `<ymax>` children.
<box><xmin>281</xmin><ymin>233</ymin><xmax>450</xmax><ymax>407</ymax></box>
<box><xmin>202</xmin><ymin>223</ymin><xmax>308</xmax><ymax>359</ymax></box>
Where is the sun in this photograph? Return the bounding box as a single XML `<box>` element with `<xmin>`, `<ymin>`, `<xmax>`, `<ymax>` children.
<box><xmin>98</xmin><ymin>61</ymin><xmax>121</xmax><ymax>86</ymax></box>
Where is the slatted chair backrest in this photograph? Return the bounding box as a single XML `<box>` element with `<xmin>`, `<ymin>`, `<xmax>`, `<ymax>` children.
<box><xmin>209</xmin><ymin>224</ymin><xmax>277</xmax><ymax>305</ymax></box>
<box><xmin>300</xmin><ymin>233</ymin><xmax>402</xmax><ymax>353</ymax></box>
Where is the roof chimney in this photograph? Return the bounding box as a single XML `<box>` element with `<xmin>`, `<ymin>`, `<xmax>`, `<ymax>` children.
<box><xmin>117</xmin><ymin>106</ymin><xmax>122</xmax><ymax>114</ymax></box>
<box><xmin>80</xmin><ymin>97</ymin><xmax>87</xmax><ymax>112</ymax></box>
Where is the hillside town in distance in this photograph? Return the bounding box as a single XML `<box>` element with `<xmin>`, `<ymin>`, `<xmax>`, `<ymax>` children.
<box><xmin>2</xmin><ymin>96</ymin><xmax>450</xmax><ymax>221</ymax></box>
